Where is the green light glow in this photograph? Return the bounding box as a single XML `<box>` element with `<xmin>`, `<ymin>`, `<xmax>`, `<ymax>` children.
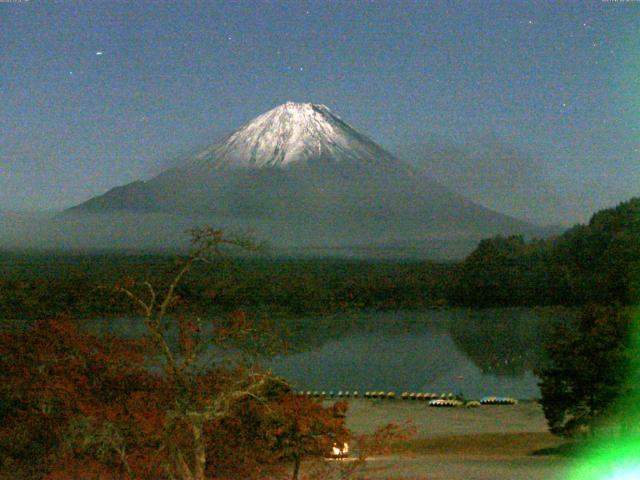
<box><xmin>567</xmin><ymin>440</ymin><xmax>640</xmax><ymax>479</ymax></box>
<box><xmin>566</xmin><ymin>308</ymin><xmax>640</xmax><ymax>480</ymax></box>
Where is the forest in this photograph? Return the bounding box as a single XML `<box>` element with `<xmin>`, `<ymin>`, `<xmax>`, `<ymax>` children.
<box><xmin>450</xmin><ymin>197</ymin><xmax>640</xmax><ymax>307</ymax></box>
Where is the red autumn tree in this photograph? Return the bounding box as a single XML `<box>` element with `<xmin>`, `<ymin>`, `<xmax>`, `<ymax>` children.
<box><xmin>110</xmin><ymin>228</ymin><xmax>290</xmax><ymax>480</ymax></box>
<box><xmin>0</xmin><ymin>316</ymin><xmax>167</xmax><ymax>479</ymax></box>
<box><xmin>264</xmin><ymin>395</ymin><xmax>350</xmax><ymax>479</ymax></box>
<box><xmin>1</xmin><ymin>228</ymin><xmax>350</xmax><ymax>479</ymax></box>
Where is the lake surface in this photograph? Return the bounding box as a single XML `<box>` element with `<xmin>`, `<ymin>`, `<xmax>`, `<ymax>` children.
<box><xmin>264</xmin><ymin>308</ymin><xmax>575</xmax><ymax>399</ymax></box>
<box><xmin>88</xmin><ymin>308</ymin><xmax>576</xmax><ymax>400</ymax></box>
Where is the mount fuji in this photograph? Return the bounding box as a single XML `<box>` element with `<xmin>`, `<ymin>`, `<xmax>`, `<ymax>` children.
<box><xmin>63</xmin><ymin>102</ymin><xmax>536</xmax><ymax>255</ymax></box>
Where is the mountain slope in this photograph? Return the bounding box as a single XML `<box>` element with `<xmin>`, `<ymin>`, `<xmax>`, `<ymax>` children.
<box><xmin>66</xmin><ymin>102</ymin><xmax>536</xmax><ymax>252</ymax></box>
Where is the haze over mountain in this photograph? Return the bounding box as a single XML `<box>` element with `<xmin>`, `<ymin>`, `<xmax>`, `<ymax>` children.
<box><xmin>396</xmin><ymin>136</ymin><xmax>571</xmax><ymax>226</ymax></box>
<box><xmin>3</xmin><ymin>103</ymin><xmax>540</xmax><ymax>257</ymax></box>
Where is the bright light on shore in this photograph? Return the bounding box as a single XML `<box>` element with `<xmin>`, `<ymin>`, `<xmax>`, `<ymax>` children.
<box><xmin>331</xmin><ymin>442</ymin><xmax>349</xmax><ymax>457</ymax></box>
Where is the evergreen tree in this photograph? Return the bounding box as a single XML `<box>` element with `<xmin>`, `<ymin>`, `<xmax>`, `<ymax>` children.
<box><xmin>536</xmin><ymin>304</ymin><xmax>637</xmax><ymax>437</ymax></box>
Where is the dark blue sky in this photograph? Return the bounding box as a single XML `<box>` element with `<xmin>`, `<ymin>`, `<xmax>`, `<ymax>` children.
<box><xmin>1</xmin><ymin>1</ymin><xmax>638</xmax><ymax>222</ymax></box>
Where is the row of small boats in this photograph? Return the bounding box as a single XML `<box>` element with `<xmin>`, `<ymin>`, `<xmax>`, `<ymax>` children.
<box><xmin>294</xmin><ymin>390</ymin><xmax>518</xmax><ymax>406</ymax></box>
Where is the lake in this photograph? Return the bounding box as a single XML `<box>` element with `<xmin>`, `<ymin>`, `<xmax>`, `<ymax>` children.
<box><xmin>265</xmin><ymin>308</ymin><xmax>575</xmax><ymax>399</ymax></box>
<box><xmin>87</xmin><ymin>307</ymin><xmax>576</xmax><ymax>400</ymax></box>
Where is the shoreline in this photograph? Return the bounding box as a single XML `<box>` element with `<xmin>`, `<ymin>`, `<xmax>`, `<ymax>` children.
<box><xmin>317</xmin><ymin>399</ymin><xmax>571</xmax><ymax>479</ymax></box>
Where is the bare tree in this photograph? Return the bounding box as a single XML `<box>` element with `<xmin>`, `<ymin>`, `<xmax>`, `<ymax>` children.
<box><xmin>116</xmin><ymin>227</ymin><xmax>282</xmax><ymax>480</ymax></box>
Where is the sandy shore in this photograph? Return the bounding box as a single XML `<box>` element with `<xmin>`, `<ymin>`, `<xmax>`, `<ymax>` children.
<box><xmin>345</xmin><ymin>399</ymin><xmax>551</xmax><ymax>438</ymax></box>
<box><xmin>317</xmin><ymin>399</ymin><xmax>572</xmax><ymax>480</ymax></box>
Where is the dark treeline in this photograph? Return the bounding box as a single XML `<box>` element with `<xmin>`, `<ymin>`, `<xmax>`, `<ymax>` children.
<box><xmin>449</xmin><ymin>197</ymin><xmax>640</xmax><ymax>307</ymax></box>
<box><xmin>0</xmin><ymin>197</ymin><xmax>637</xmax><ymax>321</ymax></box>
<box><xmin>0</xmin><ymin>254</ymin><xmax>453</xmax><ymax>321</ymax></box>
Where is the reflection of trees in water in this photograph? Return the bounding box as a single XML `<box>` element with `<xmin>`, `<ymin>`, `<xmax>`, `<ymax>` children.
<box><xmin>87</xmin><ymin>308</ymin><xmax>577</xmax><ymax>378</ymax></box>
<box><xmin>447</xmin><ymin>308</ymin><xmax>576</xmax><ymax>376</ymax></box>
<box><xmin>279</xmin><ymin>309</ymin><xmax>578</xmax><ymax>377</ymax></box>
<box><xmin>278</xmin><ymin>312</ymin><xmax>450</xmax><ymax>354</ymax></box>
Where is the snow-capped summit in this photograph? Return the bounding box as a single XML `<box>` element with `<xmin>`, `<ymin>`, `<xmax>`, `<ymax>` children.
<box><xmin>184</xmin><ymin>101</ymin><xmax>397</xmax><ymax>170</ymax></box>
